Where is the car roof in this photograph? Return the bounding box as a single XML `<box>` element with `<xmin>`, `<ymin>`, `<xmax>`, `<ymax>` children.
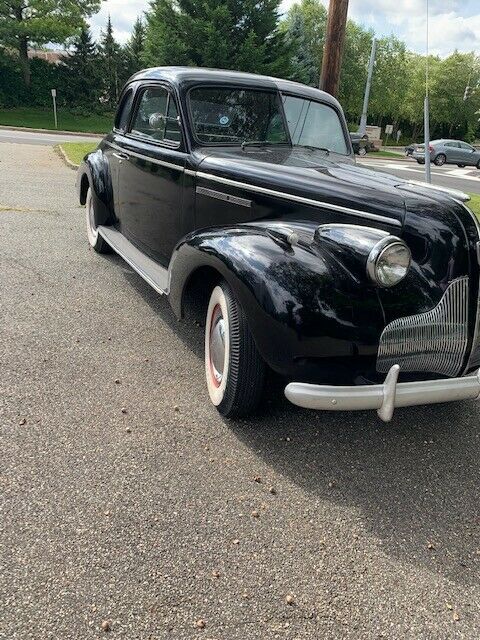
<box><xmin>127</xmin><ymin>66</ymin><xmax>341</xmax><ymax>109</ymax></box>
<box><xmin>433</xmin><ymin>139</ymin><xmax>470</xmax><ymax>144</ymax></box>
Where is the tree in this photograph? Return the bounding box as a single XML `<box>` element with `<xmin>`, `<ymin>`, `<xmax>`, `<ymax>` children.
<box><xmin>369</xmin><ymin>35</ymin><xmax>409</xmax><ymax>127</ymax></box>
<box><xmin>280</xmin><ymin>0</ymin><xmax>327</xmax><ymax>86</ymax></box>
<box><xmin>338</xmin><ymin>20</ymin><xmax>372</xmax><ymax>123</ymax></box>
<box><xmin>143</xmin><ymin>0</ymin><xmax>289</xmax><ymax>76</ymax></box>
<box><xmin>60</xmin><ymin>26</ymin><xmax>100</xmax><ymax>108</ymax></box>
<box><xmin>98</xmin><ymin>15</ymin><xmax>122</xmax><ymax>109</ymax></box>
<box><xmin>429</xmin><ymin>51</ymin><xmax>480</xmax><ymax>139</ymax></box>
<box><xmin>0</xmin><ymin>0</ymin><xmax>103</xmax><ymax>86</ymax></box>
<box><xmin>124</xmin><ymin>16</ymin><xmax>146</xmax><ymax>78</ymax></box>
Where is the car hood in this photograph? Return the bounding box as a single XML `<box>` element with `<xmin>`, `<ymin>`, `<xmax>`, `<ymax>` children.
<box><xmin>194</xmin><ymin>146</ymin><xmax>409</xmax><ymax>226</ymax></box>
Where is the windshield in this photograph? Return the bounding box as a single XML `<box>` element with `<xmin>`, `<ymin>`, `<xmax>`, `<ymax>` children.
<box><xmin>282</xmin><ymin>95</ymin><xmax>349</xmax><ymax>155</ymax></box>
<box><xmin>189</xmin><ymin>87</ymin><xmax>289</xmax><ymax>145</ymax></box>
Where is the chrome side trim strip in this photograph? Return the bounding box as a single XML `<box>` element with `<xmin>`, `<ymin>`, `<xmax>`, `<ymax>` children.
<box><xmin>377</xmin><ymin>277</ymin><xmax>469</xmax><ymax>377</ymax></box>
<box><xmin>285</xmin><ymin>365</ymin><xmax>480</xmax><ymax>423</ymax></box>
<box><xmin>195</xmin><ymin>171</ymin><xmax>402</xmax><ymax>227</ymax></box>
<box><xmin>196</xmin><ymin>186</ymin><xmax>251</xmax><ymax>208</ymax></box>
<box><xmin>107</xmin><ymin>141</ymin><xmax>185</xmax><ymax>172</ymax></box>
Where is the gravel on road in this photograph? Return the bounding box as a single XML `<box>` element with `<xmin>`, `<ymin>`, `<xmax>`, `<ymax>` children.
<box><xmin>1</xmin><ymin>143</ymin><xmax>479</xmax><ymax>639</ymax></box>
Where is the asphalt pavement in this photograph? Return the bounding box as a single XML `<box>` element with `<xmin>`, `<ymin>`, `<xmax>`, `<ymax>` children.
<box><xmin>0</xmin><ymin>127</ymin><xmax>102</xmax><ymax>146</ymax></box>
<box><xmin>1</xmin><ymin>142</ymin><xmax>480</xmax><ymax>639</ymax></box>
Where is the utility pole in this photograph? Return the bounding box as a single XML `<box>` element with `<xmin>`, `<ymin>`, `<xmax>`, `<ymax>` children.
<box><xmin>320</xmin><ymin>0</ymin><xmax>349</xmax><ymax>97</ymax></box>
<box><xmin>359</xmin><ymin>38</ymin><xmax>376</xmax><ymax>135</ymax></box>
<box><xmin>424</xmin><ymin>0</ymin><xmax>431</xmax><ymax>183</ymax></box>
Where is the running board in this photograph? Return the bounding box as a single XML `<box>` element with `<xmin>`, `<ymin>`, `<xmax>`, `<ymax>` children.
<box><xmin>97</xmin><ymin>226</ymin><xmax>169</xmax><ymax>294</ymax></box>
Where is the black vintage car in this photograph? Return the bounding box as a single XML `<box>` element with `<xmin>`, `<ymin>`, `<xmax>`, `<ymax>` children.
<box><xmin>77</xmin><ymin>67</ymin><xmax>480</xmax><ymax>421</ymax></box>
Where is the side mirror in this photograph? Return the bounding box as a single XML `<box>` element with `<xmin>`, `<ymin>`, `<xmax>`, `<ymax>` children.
<box><xmin>149</xmin><ymin>112</ymin><xmax>165</xmax><ymax>129</ymax></box>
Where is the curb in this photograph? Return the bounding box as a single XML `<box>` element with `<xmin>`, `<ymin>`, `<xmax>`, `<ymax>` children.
<box><xmin>55</xmin><ymin>144</ymin><xmax>79</xmax><ymax>171</ymax></box>
<box><xmin>0</xmin><ymin>124</ymin><xmax>103</xmax><ymax>138</ymax></box>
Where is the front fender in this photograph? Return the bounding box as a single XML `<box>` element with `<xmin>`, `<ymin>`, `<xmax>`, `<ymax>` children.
<box><xmin>168</xmin><ymin>225</ymin><xmax>386</xmax><ymax>379</ymax></box>
<box><xmin>76</xmin><ymin>148</ymin><xmax>114</xmax><ymax>226</ymax></box>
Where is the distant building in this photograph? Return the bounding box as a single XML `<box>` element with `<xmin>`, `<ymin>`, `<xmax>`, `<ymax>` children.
<box><xmin>27</xmin><ymin>49</ymin><xmax>65</xmax><ymax>65</ymax></box>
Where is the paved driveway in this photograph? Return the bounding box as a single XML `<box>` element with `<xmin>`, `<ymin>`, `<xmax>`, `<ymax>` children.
<box><xmin>1</xmin><ymin>143</ymin><xmax>479</xmax><ymax>639</ymax></box>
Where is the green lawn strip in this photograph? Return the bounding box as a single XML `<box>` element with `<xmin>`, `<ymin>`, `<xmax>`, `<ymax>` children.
<box><xmin>0</xmin><ymin>108</ymin><xmax>112</xmax><ymax>134</ymax></box>
<box><xmin>468</xmin><ymin>194</ymin><xmax>480</xmax><ymax>217</ymax></box>
<box><xmin>59</xmin><ymin>142</ymin><xmax>98</xmax><ymax>166</ymax></box>
<box><xmin>369</xmin><ymin>150</ymin><xmax>404</xmax><ymax>158</ymax></box>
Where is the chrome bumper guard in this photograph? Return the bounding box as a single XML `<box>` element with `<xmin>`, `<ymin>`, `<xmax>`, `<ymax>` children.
<box><xmin>284</xmin><ymin>364</ymin><xmax>480</xmax><ymax>422</ymax></box>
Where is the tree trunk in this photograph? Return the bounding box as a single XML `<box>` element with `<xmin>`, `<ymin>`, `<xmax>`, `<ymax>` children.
<box><xmin>18</xmin><ymin>37</ymin><xmax>31</xmax><ymax>86</ymax></box>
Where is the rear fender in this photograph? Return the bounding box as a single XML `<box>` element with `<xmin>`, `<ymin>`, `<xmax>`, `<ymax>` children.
<box><xmin>76</xmin><ymin>149</ymin><xmax>114</xmax><ymax>226</ymax></box>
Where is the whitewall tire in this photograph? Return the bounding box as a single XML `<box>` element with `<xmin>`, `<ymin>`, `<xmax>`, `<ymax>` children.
<box><xmin>205</xmin><ymin>281</ymin><xmax>265</xmax><ymax>417</ymax></box>
<box><xmin>86</xmin><ymin>187</ymin><xmax>110</xmax><ymax>253</ymax></box>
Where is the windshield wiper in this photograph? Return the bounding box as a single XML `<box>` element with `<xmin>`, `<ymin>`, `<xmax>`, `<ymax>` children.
<box><xmin>295</xmin><ymin>144</ymin><xmax>330</xmax><ymax>155</ymax></box>
<box><xmin>241</xmin><ymin>140</ymin><xmax>288</xmax><ymax>150</ymax></box>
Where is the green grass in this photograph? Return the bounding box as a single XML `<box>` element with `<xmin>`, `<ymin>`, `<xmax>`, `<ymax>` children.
<box><xmin>370</xmin><ymin>150</ymin><xmax>403</xmax><ymax>158</ymax></box>
<box><xmin>468</xmin><ymin>193</ymin><xmax>480</xmax><ymax>217</ymax></box>
<box><xmin>60</xmin><ymin>142</ymin><xmax>98</xmax><ymax>165</ymax></box>
<box><xmin>0</xmin><ymin>108</ymin><xmax>112</xmax><ymax>134</ymax></box>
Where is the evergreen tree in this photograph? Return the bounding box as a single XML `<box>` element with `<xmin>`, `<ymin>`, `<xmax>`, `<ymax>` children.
<box><xmin>124</xmin><ymin>17</ymin><xmax>146</xmax><ymax>78</ymax></box>
<box><xmin>280</xmin><ymin>0</ymin><xmax>327</xmax><ymax>86</ymax></box>
<box><xmin>143</xmin><ymin>0</ymin><xmax>289</xmax><ymax>76</ymax></box>
<box><xmin>98</xmin><ymin>15</ymin><xmax>122</xmax><ymax>108</ymax></box>
<box><xmin>60</xmin><ymin>27</ymin><xmax>100</xmax><ymax>108</ymax></box>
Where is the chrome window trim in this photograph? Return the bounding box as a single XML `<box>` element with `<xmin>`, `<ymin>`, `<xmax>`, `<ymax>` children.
<box><xmin>195</xmin><ymin>171</ymin><xmax>402</xmax><ymax>227</ymax></box>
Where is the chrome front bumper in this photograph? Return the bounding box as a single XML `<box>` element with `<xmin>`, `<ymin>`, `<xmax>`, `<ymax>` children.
<box><xmin>284</xmin><ymin>364</ymin><xmax>480</xmax><ymax>422</ymax></box>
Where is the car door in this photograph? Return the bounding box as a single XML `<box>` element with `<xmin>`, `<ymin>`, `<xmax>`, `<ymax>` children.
<box><xmin>106</xmin><ymin>86</ymin><xmax>136</xmax><ymax>215</ymax></box>
<box><xmin>458</xmin><ymin>142</ymin><xmax>476</xmax><ymax>166</ymax></box>
<box><xmin>113</xmin><ymin>84</ymin><xmax>187</xmax><ymax>265</ymax></box>
<box><xmin>443</xmin><ymin>141</ymin><xmax>460</xmax><ymax>163</ymax></box>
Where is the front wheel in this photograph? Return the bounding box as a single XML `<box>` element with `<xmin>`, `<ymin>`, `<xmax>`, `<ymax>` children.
<box><xmin>476</xmin><ymin>160</ymin><xmax>480</xmax><ymax>170</ymax></box>
<box><xmin>205</xmin><ymin>282</ymin><xmax>265</xmax><ymax>418</ymax></box>
<box><xmin>86</xmin><ymin>187</ymin><xmax>110</xmax><ymax>253</ymax></box>
<box><xmin>434</xmin><ymin>154</ymin><xmax>446</xmax><ymax>166</ymax></box>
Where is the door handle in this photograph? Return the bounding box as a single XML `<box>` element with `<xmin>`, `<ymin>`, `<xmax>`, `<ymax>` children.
<box><xmin>113</xmin><ymin>151</ymin><xmax>129</xmax><ymax>162</ymax></box>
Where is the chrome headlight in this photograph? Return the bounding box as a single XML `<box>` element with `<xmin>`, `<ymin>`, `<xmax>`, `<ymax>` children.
<box><xmin>366</xmin><ymin>237</ymin><xmax>411</xmax><ymax>287</ymax></box>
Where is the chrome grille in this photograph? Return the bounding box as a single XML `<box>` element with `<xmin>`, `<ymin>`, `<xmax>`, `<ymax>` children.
<box><xmin>377</xmin><ymin>277</ymin><xmax>469</xmax><ymax>377</ymax></box>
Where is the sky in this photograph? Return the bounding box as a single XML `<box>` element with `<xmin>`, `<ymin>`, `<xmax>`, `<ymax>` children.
<box><xmin>89</xmin><ymin>0</ymin><xmax>480</xmax><ymax>58</ymax></box>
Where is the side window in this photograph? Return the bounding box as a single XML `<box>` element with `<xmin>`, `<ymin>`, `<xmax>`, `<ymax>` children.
<box><xmin>460</xmin><ymin>142</ymin><xmax>473</xmax><ymax>151</ymax></box>
<box><xmin>114</xmin><ymin>89</ymin><xmax>134</xmax><ymax>132</ymax></box>
<box><xmin>130</xmin><ymin>86</ymin><xmax>181</xmax><ymax>144</ymax></box>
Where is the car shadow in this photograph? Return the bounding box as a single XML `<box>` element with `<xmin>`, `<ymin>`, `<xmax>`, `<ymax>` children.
<box><xmin>118</xmin><ymin>259</ymin><xmax>480</xmax><ymax>588</ymax></box>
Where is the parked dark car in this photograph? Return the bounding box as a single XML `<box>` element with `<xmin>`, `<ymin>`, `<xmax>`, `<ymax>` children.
<box><xmin>350</xmin><ymin>132</ymin><xmax>368</xmax><ymax>156</ymax></box>
<box><xmin>77</xmin><ymin>67</ymin><xmax>480</xmax><ymax>421</ymax></box>
<box><xmin>405</xmin><ymin>142</ymin><xmax>419</xmax><ymax>156</ymax></box>
<box><xmin>412</xmin><ymin>139</ymin><xmax>480</xmax><ymax>167</ymax></box>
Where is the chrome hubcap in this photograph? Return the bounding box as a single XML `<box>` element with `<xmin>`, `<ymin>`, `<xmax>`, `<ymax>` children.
<box><xmin>209</xmin><ymin>306</ymin><xmax>226</xmax><ymax>386</ymax></box>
